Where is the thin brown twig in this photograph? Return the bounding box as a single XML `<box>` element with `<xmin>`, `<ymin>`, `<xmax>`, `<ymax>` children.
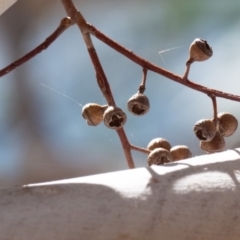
<box><xmin>131</xmin><ymin>144</ymin><xmax>151</xmax><ymax>154</ymax></box>
<box><xmin>117</xmin><ymin>129</ymin><xmax>135</xmax><ymax>168</ymax></box>
<box><xmin>86</xmin><ymin>23</ymin><xmax>240</xmax><ymax>102</ymax></box>
<box><xmin>209</xmin><ymin>94</ymin><xmax>218</xmax><ymax>123</ymax></box>
<box><xmin>61</xmin><ymin>0</ymin><xmax>135</xmax><ymax>169</ymax></box>
<box><xmin>182</xmin><ymin>61</ymin><xmax>191</xmax><ymax>81</ymax></box>
<box><xmin>138</xmin><ymin>68</ymin><xmax>147</xmax><ymax>94</ymax></box>
<box><xmin>61</xmin><ymin>0</ymin><xmax>115</xmax><ymax>106</ymax></box>
<box><xmin>0</xmin><ymin>17</ymin><xmax>73</xmax><ymax>78</ymax></box>
<box><xmin>1</xmin><ymin>0</ymin><xmax>239</xmax><ymax>167</ymax></box>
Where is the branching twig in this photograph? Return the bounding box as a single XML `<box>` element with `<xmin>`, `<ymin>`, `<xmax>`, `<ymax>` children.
<box><xmin>1</xmin><ymin>0</ymin><xmax>240</xmax><ymax>168</ymax></box>
<box><xmin>117</xmin><ymin>129</ymin><xmax>135</xmax><ymax>168</ymax></box>
<box><xmin>61</xmin><ymin>0</ymin><xmax>135</xmax><ymax>169</ymax></box>
<box><xmin>0</xmin><ymin>17</ymin><xmax>73</xmax><ymax>77</ymax></box>
<box><xmin>131</xmin><ymin>145</ymin><xmax>150</xmax><ymax>154</ymax></box>
<box><xmin>86</xmin><ymin>23</ymin><xmax>240</xmax><ymax>102</ymax></box>
<box><xmin>61</xmin><ymin>0</ymin><xmax>115</xmax><ymax>107</ymax></box>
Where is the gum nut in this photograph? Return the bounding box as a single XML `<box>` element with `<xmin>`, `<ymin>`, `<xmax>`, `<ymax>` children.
<box><xmin>127</xmin><ymin>93</ymin><xmax>150</xmax><ymax>116</ymax></box>
<box><xmin>103</xmin><ymin>106</ymin><xmax>127</xmax><ymax>130</ymax></box>
<box><xmin>147</xmin><ymin>138</ymin><xmax>171</xmax><ymax>151</ymax></box>
<box><xmin>170</xmin><ymin>145</ymin><xmax>192</xmax><ymax>161</ymax></box>
<box><xmin>189</xmin><ymin>38</ymin><xmax>213</xmax><ymax>62</ymax></box>
<box><xmin>218</xmin><ymin>112</ymin><xmax>238</xmax><ymax>137</ymax></box>
<box><xmin>147</xmin><ymin>148</ymin><xmax>173</xmax><ymax>166</ymax></box>
<box><xmin>194</xmin><ymin>119</ymin><xmax>216</xmax><ymax>142</ymax></box>
<box><xmin>82</xmin><ymin>103</ymin><xmax>107</xmax><ymax>126</ymax></box>
<box><xmin>200</xmin><ymin>132</ymin><xmax>225</xmax><ymax>153</ymax></box>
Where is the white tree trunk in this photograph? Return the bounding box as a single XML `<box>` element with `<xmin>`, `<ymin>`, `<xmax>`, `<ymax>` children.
<box><xmin>1</xmin><ymin>149</ymin><xmax>240</xmax><ymax>240</ymax></box>
<box><xmin>0</xmin><ymin>0</ymin><xmax>16</xmax><ymax>15</ymax></box>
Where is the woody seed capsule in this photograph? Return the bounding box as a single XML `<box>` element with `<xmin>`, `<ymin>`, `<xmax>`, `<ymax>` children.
<box><xmin>188</xmin><ymin>38</ymin><xmax>213</xmax><ymax>63</ymax></box>
<box><xmin>218</xmin><ymin>112</ymin><xmax>238</xmax><ymax>137</ymax></box>
<box><xmin>194</xmin><ymin>119</ymin><xmax>216</xmax><ymax>142</ymax></box>
<box><xmin>147</xmin><ymin>148</ymin><xmax>173</xmax><ymax>166</ymax></box>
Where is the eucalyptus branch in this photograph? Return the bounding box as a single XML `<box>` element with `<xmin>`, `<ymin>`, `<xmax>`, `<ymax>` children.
<box><xmin>0</xmin><ymin>17</ymin><xmax>73</xmax><ymax>77</ymax></box>
<box><xmin>0</xmin><ymin>0</ymin><xmax>239</xmax><ymax>168</ymax></box>
<box><xmin>61</xmin><ymin>0</ymin><xmax>135</xmax><ymax>169</ymax></box>
<box><xmin>86</xmin><ymin>23</ymin><xmax>240</xmax><ymax>102</ymax></box>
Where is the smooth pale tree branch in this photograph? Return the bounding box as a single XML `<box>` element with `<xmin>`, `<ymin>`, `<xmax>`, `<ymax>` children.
<box><xmin>1</xmin><ymin>149</ymin><xmax>240</xmax><ymax>240</ymax></box>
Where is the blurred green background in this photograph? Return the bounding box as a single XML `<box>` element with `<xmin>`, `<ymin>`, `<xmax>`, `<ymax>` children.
<box><xmin>0</xmin><ymin>0</ymin><xmax>240</xmax><ymax>186</ymax></box>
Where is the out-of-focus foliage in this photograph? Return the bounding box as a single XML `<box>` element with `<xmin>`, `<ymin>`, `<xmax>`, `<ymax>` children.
<box><xmin>0</xmin><ymin>0</ymin><xmax>240</xmax><ymax>186</ymax></box>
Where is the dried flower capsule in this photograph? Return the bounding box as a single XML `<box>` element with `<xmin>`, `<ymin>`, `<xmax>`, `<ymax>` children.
<box><xmin>147</xmin><ymin>138</ymin><xmax>171</xmax><ymax>151</ymax></box>
<box><xmin>127</xmin><ymin>93</ymin><xmax>150</xmax><ymax>116</ymax></box>
<box><xmin>218</xmin><ymin>112</ymin><xmax>238</xmax><ymax>137</ymax></box>
<box><xmin>103</xmin><ymin>106</ymin><xmax>127</xmax><ymax>130</ymax></box>
<box><xmin>194</xmin><ymin>119</ymin><xmax>216</xmax><ymax>142</ymax></box>
<box><xmin>147</xmin><ymin>148</ymin><xmax>173</xmax><ymax>166</ymax></box>
<box><xmin>170</xmin><ymin>145</ymin><xmax>192</xmax><ymax>161</ymax></box>
<box><xmin>188</xmin><ymin>38</ymin><xmax>213</xmax><ymax>63</ymax></box>
<box><xmin>82</xmin><ymin>103</ymin><xmax>108</xmax><ymax>126</ymax></box>
<box><xmin>200</xmin><ymin>132</ymin><xmax>225</xmax><ymax>153</ymax></box>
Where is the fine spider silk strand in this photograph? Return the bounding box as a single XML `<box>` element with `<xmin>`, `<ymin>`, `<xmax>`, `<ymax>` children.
<box><xmin>40</xmin><ymin>83</ymin><xmax>82</xmax><ymax>107</ymax></box>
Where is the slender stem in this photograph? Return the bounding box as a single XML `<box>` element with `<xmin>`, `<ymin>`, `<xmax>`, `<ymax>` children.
<box><xmin>138</xmin><ymin>68</ymin><xmax>147</xmax><ymax>94</ymax></box>
<box><xmin>61</xmin><ymin>0</ymin><xmax>115</xmax><ymax>106</ymax></box>
<box><xmin>117</xmin><ymin>129</ymin><xmax>135</xmax><ymax>169</ymax></box>
<box><xmin>86</xmin><ymin>23</ymin><xmax>240</xmax><ymax>102</ymax></box>
<box><xmin>209</xmin><ymin>94</ymin><xmax>218</xmax><ymax>123</ymax></box>
<box><xmin>131</xmin><ymin>144</ymin><xmax>150</xmax><ymax>154</ymax></box>
<box><xmin>182</xmin><ymin>61</ymin><xmax>192</xmax><ymax>81</ymax></box>
<box><xmin>0</xmin><ymin>17</ymin><xmax>73</xmax><ymax>78</ymax></box>
<box><xmin>61</xmin><ymin>0</ymin><xmax>135</xmax><ymax>168</ymax></box>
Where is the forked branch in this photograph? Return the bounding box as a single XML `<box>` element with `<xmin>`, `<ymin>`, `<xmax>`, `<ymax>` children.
<box><xmin>0</xmin><ymin>17</ymin><xmax>73</xmax><ymax>77</ymax></box>
<box><xmin>0</xmin><ymin>0</ymin><xmax>239</xmax><ymax>168</ymax></box>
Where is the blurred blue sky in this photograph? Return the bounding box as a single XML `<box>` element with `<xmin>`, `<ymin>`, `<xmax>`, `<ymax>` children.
<box><xmin>0</xmin><ymin>0</ymin><xmax>240</xmax><ymax>186</ymax></box>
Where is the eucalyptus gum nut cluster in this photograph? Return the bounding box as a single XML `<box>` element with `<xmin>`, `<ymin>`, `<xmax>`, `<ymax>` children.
<box><xmin>103</xmin><ymin>106</ymin><xmax>127</xmax><ymax>130</ymax></box>
<box><xmin>82</xmin><ymin>103</ymin><xmax>108</xmax><ymax>126</ymax></box>
<box><xmin>188</xmin><ymin>38</ymin><xmax>213</xmax><ymax>63</ymax></box>
<box><xmin>200</xmin><ymin>132</ymin><xmax>225</xmax><ymax>153</ymax></box>
<box><xmin>147</xmin><ymin>138</ymin><xmax>192</xmax><ymax>164</ymax></box>
<box><xmin>170</xmin><ymin>145</ymin><xmax>192</xmax><ymax>161</ymax></box>
<box><xmin>194</xmin><ymin>119</ymin><xmax>216</xmax><ymax>142</ymax></box>
<box><xmin>147</xmin><ymin>148</ymin><xmax>173</xmax><ymax>166</ymax></box>
<box><xmin>127</xmin><ymin>93</ymin><xmax>150</xmax><ymax>116</ymax></box>
<box><xmin>218</xmin><ymin>112</ymin><xmax>238</xmax><ymax>137</ymax></box>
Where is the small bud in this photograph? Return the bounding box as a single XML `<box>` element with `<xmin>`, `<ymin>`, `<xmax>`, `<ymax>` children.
<box><xmin>200</xmin><ymin>132</ymin><xmax>225</xmax><ymax>153</ymax></box>
<box><xmin>218</xmin><ymin>112</ymin><xmax>238</xmax><ymax>137</ymax></box>
<box><xmin>82</xmin><ymin>103</ymin><xmax>108</xmax><ymax>126</ymax></box>
<box><xmin>61</xmin><ymin>17</ymin><xmax>72</xmax><ymax>27</ymax></box>
<box><xmin>147</xmin><ymin>148</ymin><xmax>173</xmax><ymax>166</ymax></box>
<box><xmin>170</xmin><ymin>145</ymin><xmax>192</xmax><ymax>161</ymax></box>
<box><xmin>127</xmin><ymin>93</ymin><xmax>150</xmax><ymax>116</ymax></box>
<box><xmin>103</xmin><ymin>106</ymin><xmax>127</xmax><ymax>130</ymax></box>
<box><xmin>194</xmin><ymin>119</ymin><xmax>216</xmax><ymax>142</ymax></box>
<box><xmin>188</xmin><ymin>38</ymin><xmax>213</xmax><ymax>63</ymax></box>
<box><xmin>147</xmin><ymin>138</ymin><xmax>171</xmax><ymax>151</ymax></box>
